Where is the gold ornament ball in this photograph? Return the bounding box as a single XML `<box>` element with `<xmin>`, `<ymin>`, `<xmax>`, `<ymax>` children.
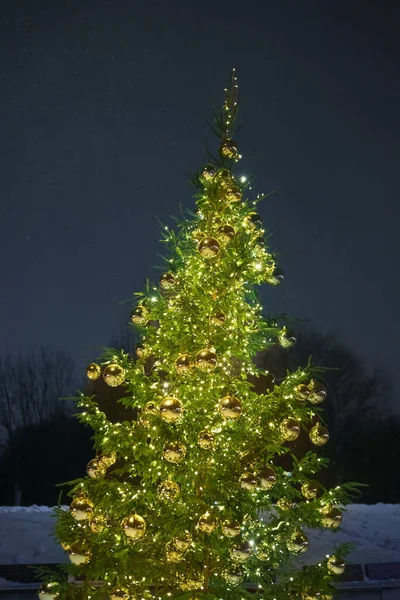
<box><xmin>309</xmin><ymin>424</ymin><xmax>330</xmax><ymax>447</ymax></box>
<box><xmin>38</xmin><ymin>582</ymin><xmax>59</xmax><ymax>600</ymax></box>
<box><xmin>70</xmin><ymin>497</ymin><xmax>93</xmax><ymax>521</ymax></box>
<box><xmin>165</xmin><ymin>541</ymin><xmax>185</xmax><ymax>563</ymax></box>
<box><xmin>240</xmin><ymin>471</ymin><xmax>258</xmax><ymax>491</ymax></box>
<box><xmin>159</xmin><ymin>271</ymin><xmax>176</xmax><ymax>289</ymax></box>
<box><xmin>217</xmin><ymin>224</ymin><xmax>236</xmax><ymax>242</ymax></box>
<box><xmin>219</xmin><ymin>139</ymin><xmax>239</xmax><ymax>160</ymax></box>
<box><xmin>110</xmin><ymin>588</ymin><xmax>129</xmax><ymax>600</ymax></box>
<box><xmin>192</xmin><ymin>229</ymin><xmax>206</xmax><ymax>242</ymax></box>
<box><xmin>173</xmin><ymin>531</ymin><xmax>192</xmax><ymax>551</ymax></box>
<box><xmin>301</xmin><ymin>481</ymin><xmax>320</xmax><ymax>500</ymax></box>
<box><xmin>219</xmin><ymin>395</ymin><xmax>242</xmax><ymax>420</ymax></box>
<box><xmin>258</xmin><ymin>466</ymin><xmax>277</xmax><ymax>490</ymax></box>
<box><xmin>159</xmin><ymin>396</ymin><xmax>183</xmax><ymax>423</ymax></box>
<box><xmin>103</xmin><ymin>364</ymin><xmax>125</xmax><ymax>387</ymax></box>
<box><xmin>295</xmin><ymin>383</ymin><xmax>310</xmax><ymax>401</ymax></box>
<box><xmin>320</xmin><ymin>506</ymin><xmax>342</xmax><ymax>529</ymax></box>
<box><xmin>266</xmin><ymin>267</ymin><xmax>285</xmax><ymax>286</ymax></box>
<box><xmin>197</xmin><ymin>511</ymin><xmax>218</xmax><ymax>534</ymax></box>
<box><xmin>90</xmin><ymin>514</ymin><xmax>107</xmax><ymax>533</ymax></box>
<box><xmin>277</xmin><ymin>327</ymin><xmax>297</xmax><ymax>348</ymax></box>
<box><xmin>86</xmin><ymin>457</ymin><xmax>107</xmax><ymax>479</ymax></box>
<box><xmin>327</xmin><ymin>555</ymin><xmax>345</xmax><ymax>575</ymax></box>
<box><xmin>86</xmin><ymin>362</ymin><xmax>101</xmax><ymax>381</ymax></box>
<box><xmin>201</xmin><ymin>164</ymin><xmax>216</xmax><ymax>181</ymax></box>
<box><xmin>286</xmin><ymin>530</ymin><xmax>309</xmax><ymax>554</ymax></box>
<box><xmin>135</xmin><ymin>342</ymin><xmax>150</xmax><ymax>359</ymax></box>
<box><xmin>129</xmin><ymin>305</ymin><xmax>148</xmax><ymax>326</ymax></box>
<box><xmin>158</xmin><ymin>479</ymin><xmax>180</xmax><ymax>502</ymax></box>
<box><xmin>225</xmin><ymin>184</ymin><xmax>242</xmax><ymax>203</ymax></box>
<box><xmin>143</xmin><ymin>401</ymin><xmax>158</xmax><ymax>415</ymax></box>
<box><xmin>198</xmin><ymin>430</ymin><xmax>214</xmax><ymax>449</ymax></box>
<box><xmin>175</xmin><ymin>354</ymin><xmax>192</xmax><ymax>375</ymax></box>
<box><xmin>179</xmin><ymin>575</ymin><xmax>204</xmax><ymax>591</ymax></box>
<box><xmin>222</xmin><ymin>520</ymin><xmax>241</xmax><ymax>538</ymax></box>
<box><xmin>68</xmin><ymin>543</ymin><xmax>92</xmax><ymax>565</ymax></box>
<box><xmin>309</xmin><ymin>381</ymin><xmax>328</xmax><ymax>404</ymax></box>
<box><xmin>210</xmin><ymin>310</ymin><xmax>226</xmax><ymax>326</ymax></box>
<box><xmin>98</xmin><ymin>452</ymin><xmax>117</xmax><ymax>467</ymax></box>
<box><xmin>230</xmin><ymin>542</ymin><xmax>252</xmax><ymax>563</ymax></box>
<box><xmin>280</xmin><ymin>417</ymin><xmax>301</xmax><ymax>442</ymax></box>
<box><xmin>122</xmin><ymin>513</ymin><xmax>146</xmax><ymax>539</ymax></box>
<box><xmin>196</xmin><ymin>348</ymin><xmax>218</xmax><ymax>370</ymax></box>
<box><xmin>223</xmin><ymin>567</ymin><xmax>244</xmax><ymax>586</ymax></box>
<box><xmin>216</xmin><ymin>168</ymin><xmax>233</xmax><ymax>187</ymax></box>
<box><xmin>276</xmin><ymin>498</ymin><xmax>292</xmax><ymax>510</ymax></box>
<box><xmin>244</xmin><ymin>212</ymin><xmax>263</xmax><ymax>230</ymax></box>
<box><xmin>198</xmin><ymin>236</ymin><xmax>220</xmax><ymax>259</ymax></box>
<box><xmin>256</xmin><ymin>540</ymin><xmax>270</xmax><ymax>561</ymax></box>
<box><xmin>255</xmin><ymin>236</ymin><xmax>266</xmax><ymax>248</ymax></box>
<box><xmin>163</xmin><ymin>441</ymin><xmax>186</xmax><ymax>463</ymax></box>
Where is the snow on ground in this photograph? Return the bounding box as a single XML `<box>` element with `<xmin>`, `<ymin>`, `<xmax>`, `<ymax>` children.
<box><xmin>0</xmin><ymin>504</ymin><xmax>400</xmax><ymax>566</ymax></box>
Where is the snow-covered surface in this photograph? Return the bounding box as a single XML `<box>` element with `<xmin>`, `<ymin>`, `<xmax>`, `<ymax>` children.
<box><xmin>0</xmin><ymin>504</ymin><xmax>400</xmax><ymax>566</ymax></box>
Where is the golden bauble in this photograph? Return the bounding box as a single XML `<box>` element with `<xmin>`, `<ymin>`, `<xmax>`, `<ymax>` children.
<box><xmin>103</xmin><ymin>364</ymin><xmax>125</xmax><ymax>387</ymax></box>
<box><xmin>110</xmin><ymin>588</ymin><xmax>129</xmax><ymax>600</ymax></box>
<box><xmin>276</xmin><ymin>498</ymin><xmax>292</xmax><ymax>510</ymax></box>
<box><xmin>165</xmin><ymin>541</ymin><xmax>185</xmax><ymax>562</ymax></box>
<box><xmin>122</xmin><ymin>513</ymin><xmax>146</xmax><ymax>539</ymax></box>
<box><xmin>163</xmin><ymin>441</ymin><xmax>186</xmax><ymax>463</ymax></box>
<box><xmin>197</xmin><ymin>511</ymin><xmax>218</xmax><ymax>533</ymax></box>
<box><xmin>320</xmin><ymin>506</ymin><xmax>342</xmax><ymax>529</ymax></box>
<box><xmin>38</xmin><ymin>581</ymin><xmax>59</xmax><ymax>600</ymax></box>
<box><xmin>135</xmin><ymin>341</ymin><xmax>150</xmax><ymax>359</ymax></box>
<box><xmin>255</xmin><ymin>236</ymin><xmax>266</xmax><ymax>248</ymax></box>
<box><xmin>159</xmin><ymin>271</ymin><xmax>176</xmax><ymax>289</ymax></box>
<box><xmin>255</xmin><ymin>540</ymin><xmax>270</xmax><ymax>561</ymax></box>
<box><xmin>240</xmin><ymin>471</ymin><xmax>258</xmax><ymax>490</ymax></box>
<box><xmin>222</xmin><ymin>520</ymin><xmax>241</xmax><ymax>538</ymax></box>
<box><xmin>230</xmin><ymin>542</ymin><xmax>252</xmax><ymax>563</ymax></box>
<box><xmin>216</xmin><ymin>168</ymin><xmax>233</xmax><ymax>187</ymax></box>
<box><xmin>175</xmin><ymin>354</ymin><xmax>192</xmax><ymax>375</ymax></box>
<box><xmin>265</xmin><ymin>267</ymin><xmax>284</xmax><ymax>286</ymax></box>
<box><xmin>192</xmin><ymin>229</ymin><xmax>206</xmax><ymax>242</ymax></box>
<box><xmin>90</xmin><ymin>514</ymin><xmax>107</xmax><ymax>533</ymax></box>
<box><xmin>258</xmin><ymin>466</ymin><xmax>277</xmax><ymax>490</ymax></box>
<box><xmin>244</xmin><ymin>211</ymin><xmax>263</xmax><ymax>230</ymax></box>
<box><xmin>201</xmin><ymin>164</ymin><xmax>216</xmax><ymax>181</ymax></box>
<box><xmin>279</xmin><ymin>417</ymin><xmax>301</xmax><ymax>441</ymax></box>
<box><xmin>158</xmin><ymin>479</ymin><xmax>180</xmax><ymax>502</ymax></box>
<box><xmin>179</xmin><ymin>575</ymin><xmax>203</xmax><ymax>591</ymax></box>
<box><xmin>286</xmin><ymin>530</ymin><xmax>309</xmax><ymax>554</ymax></box>
<box><xmin>295</xmin><ymin>383</ymin><xmax>310</xmax><ymax>401</ymax></box>
<box><xmin>219</xmin><ymin>395</ymin><xmax>242</xmax><ymax>419</ymax></box>
<box><xmin>198</xmin><ymin>236</ymin><xmax>220</xmax><ymax>258</ymax></box>
<box><xmin>173</xmin><ymin>531</ymin><xmax>192</xmax><ymax>551</ymax></box>
<box><xmin>219</xmin><ymin>139</ymin><xmax>239</xmax><ymax>160</ymax></box>
<box><xmin>86</xmin><ymin>457</ymin><xmax>107</xmax><ymax>479</ymax></box>
<box><xmin>98</xmin><ymin>452</ymin><xmax>117</xmax><ymax>467</ymax></box>
<box><xmin>225</xmin><ymin>184</ymin><xmax>242</xmax><ymax>203</ymax></box>
<box><xmin>198</xmin><ymin>430</ymin><xmax>214</xmax><ymax>449</ymax></box>
<box><xmin>217</xmin><ymin>224</ymin><xmax>236</xmax><ymax>242</ymax></box>
<box><xmin>301</xmin><ymin>481</ymin><xmax>320</xmax><ymax>500</ymax></box>
<box><xmin>327</xmin><ymin>555</ymin><xmax>345</xmax><ymax>575</ymax></box>
<box><xmin>277</xmin><ymin>327</ymin><xmax>297</xmax><ymax>348</ymax></box>
<box><xmin>196</xmin><ymin>348</ymin><xmax>217</xmax><ymax>370</ymax></box>
<box><xmin>309</xmin><ymin>381</ymin><xmax>328</xmax><ymax>404</ymax></box>
<box><xmin>309</xmin><ymin>424</ymin><xmax>329</xmax><ymax>447</ymax></box>
<box><xmin>223</xmin><ymin>566</ymin><xmax>244</xmax><ymax>586</ymax></box>
<box><xmin>70</xmin><ymin>497</ymin><xmax>93</xmax><ymax>521</ymax></box>
<box><xmin>159</xmin><ymin>396</ymin><xmax>183</xmax><ymax>422</ymax></box>
<box><xmin>68</xmin><ymin>542</ymin><xmax>91</xmax><ymax>565</ymax></box>
<box><xmin>86</xmin><ymin>362</ymin><xmax>101</xmax><ymax>380</ymax></box>
<box><xmin>129</xmin><ymin>305</ymin><xmax>148</xmax><ymax>326</ymax></box>
<box><xmin>210</xmin><ymin>310</ymin><xmax>226</xmax><ymax>326</ymax></box>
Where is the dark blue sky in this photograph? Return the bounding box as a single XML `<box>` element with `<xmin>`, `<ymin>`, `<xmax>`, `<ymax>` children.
<box><xmin>1</xmin><ymin>1</ymin><xmax>399</xmax><ymax>403</ymax></box>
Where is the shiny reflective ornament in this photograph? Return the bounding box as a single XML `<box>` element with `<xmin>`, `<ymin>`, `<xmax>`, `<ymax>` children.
<box><xmin>197</xmin><ymin>511</ymin><xmax>218</xmax><ymax>534</ymax></box>
<box><xmin>143</xmin><ymin>401</ymin><xmax>158</xmax><ymax>415</ymax></box>
<box><xmin>320</xmin><ymin>506</ymin><xmax>342</xmax><ymax>529</ymax></box>
<box><xmin>219</xmin><ymin>395</ymin><xmax>242</xmax><ymax>419</ymax></box>
<box><xmin>103</xmin><ymin>364</ymin><xmax>125</xmax><ymax>387</ymax></box>
<box><xmin>129</xmin><ymin>305</ymin><xmax>148</xmax><ymax>326</ymax></box>
<box><xmin>217</xmin><ymin>168</ymin><xmax>233</xmax><ymax>187</ymax></box>
<box><xmin>217</xmin><ymin>224</ymin><xmax>236</xmax><ymax>242</ymax></box>
<box><xmin>240</xmin><ymin>471</ymin><xmax>258</xmax><ymax>490</ymax></box>
<box><xmin>163</xmin><ymin>441</ymin><xmax>186</xmax><ymax>463</ymax></box>
<box><xmin>98</xmin><ymin>452</ymin><xmax>117</xmax><ymax>467</ymax></box>
<box><xmin>210</xmin><ymin>310</ymin><xmax>226</xmax><ymax>326</ymax></box>
<box><xmin>279</xmin><ymin>417</ymin><xmax>301</xmax><ymax>441</ymax></box>
<box><xmin>244</xmin><ymin>212</ymin><xmax>262</xmax><ymax>229</ymax></box>
<box><xmin>277</xmin><ymin>327</ymin><xmax>297</xmax><ymax>348</ymax></box>
<box><xmin>258</xmin><ymin>466</ymin><xmax>277</xmax><ymax>490</ymax></box>
<box><xmin>295</xmin><ymin>383</ymin><xmax>310</xmax><ymax>401</ymax></box>
<box><xmin>255</xmin><ymin>236</ymin><xmax>266</xmax><ymax>248</ymax></box>
<box><xmin>159</xmin><ymin>272</ymin><xmax>176</xmax><ymax>289</ymax></box>
<box><xmin>192</xmin><ymin>229</ymin><xmax>206</xmax><ymax>242</ymax></box>
<box><xmin>198</xmin><ymin>236</ymin><xmax>220</xmax><ymax>258</ymax></box>
<box><xmin>135</xmin><ymin>342</ymin><xmax>150</xmax><ymax>359</ymax></box>
<box><xmin>68</xmin><ymin>542</ymin><xmax>91</xmax><ymax>565</ymax></box>
<box><xmin>201</xmin><ymin>164</ymin><xmax>216</xmax><ymax>181</ymax></box>
<box><xmin>122</xmin><ymin>513</ymin><xmax>146</xmax><ymax>539</ymax></box>
<box><xmin>301</xmin><ymin>481</ymin><xmax>320</xmax><ymax>500</ymax></box>
<box><xmin>309</xmin><ymin>381</ymin><xmax>328</xmax><ymax>404</ymax></box>
<box><xmin>222</xmin><ymin>520</ymin><xmax>241</xmax><ymax>538</ymax></box>
<box><xmin>110</xmin><ymin>588</ymin><xmax>129</xmax><ymax>600</ymax></box>
<box><xmin>179</xmin><ymin>575</ymin><xmax>204</xmax><ymax>591</ymax></box>
<box><xmin>158</xmin><ymin>479</ymin><xmax>180</xmax><ymax>502</ymax></box>
<box><xmin>86</xmin><ymin>457</ymin><xmax>107</xmax><ymax>479</ymax></box>
<box><xmin>175</xmin><ymin>354</ymin><xmax>192</xmax><ymax>375</ymax></box>
<box><xmin>173</xmin><ymin>531</ymin><xmax>192</xmax><ymax>551</ymax></box>
<box><xmin>276</xmin><ymin>498</ymin><xmax>292</xmax><ymax>510</ymax></box>
<box><xmin>198</xmin><ymin>430</ymin><xmax>214</xmax><ymax>449</ymax></box>
<box><xmin>159</xmin><ymin>396</ymin><xmax>183</xmax><ymax>422</ymax></box>
<box><xmin>225</xmin><ymin>185</ymin><xmax>242</xmax><ymax>203</ymax></box>
<box><xmin>266</xmin><ymin>267</ymin><xmax>285</xmax><ymax>286</ymax></box>
<box><xmin>327</xmin><ymin>555</ymin><xmax>345</xmax><ymax>575</ymax></box>
<box><xmin>86</xmin><ymin>362</ymin><xmax>101</xmax><ymax>380</ymax></box>
<box><xmin>166</xmin><ymin>541</ymin><xmax>185</xmax><ymax>562</ymax></box>
<box><xmin>219</xmin><ymin>139</ymin><xmax>239</xmax><ymax>160</ymax></box>
<box><xmin>256</xmin><ymin>540</ymin><xmax>270</xmax><ymax>561</ymax></box>
<box><xmin>38</xmin><ymin>581</ymin><xmax>59</xmax><ymax>600</ymax></box>
<box><xmin>196</xmin><ymin>348</ymin><xmax>217</xmax><ymax>370</ymax></box>
<box><xmin>70</xmin><ymin>497</ymin><xmax>93</xmax><ymax>521</ymax></box>
<box><xmin>309</xmin><ymin>424</ymin><xmax>330</xmax><ymax>446</ymax></box>
<box><xmin>230</xmin><ymin>542</ymin><xmax>252</xmax><ymax>563</ymax></box>
<box><xmin>286</xmin><ymin>530</ymin><xmax>309</xmax><ymax>554</ymax></box>
<box><xmin>223</xmin><ymin>567</ymin><xmax>244</xmax><ymax>586</ymax></box>
<box><xmin>90</xmin><ymin>514</ymin><xmax>107</xmax><ymax>533</ymax></box>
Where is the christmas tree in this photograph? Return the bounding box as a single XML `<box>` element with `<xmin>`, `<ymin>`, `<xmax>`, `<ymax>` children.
<box><xmin>44</xmin><ymin>71</ymin><xmax>355</xmax><ymax>600</ymax></box>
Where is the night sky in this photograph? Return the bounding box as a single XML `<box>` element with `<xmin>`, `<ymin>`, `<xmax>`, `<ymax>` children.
<box><xmin>1</xmin><ymin>1</ymin><xmax>399</xmax><ymax>404</ymax></box>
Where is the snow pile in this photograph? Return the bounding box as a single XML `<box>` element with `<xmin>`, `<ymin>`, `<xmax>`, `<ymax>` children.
<box><xmin>0</xmin><ymin>504</ymin><xmax>400</xmax><ymax>566</ymax></box>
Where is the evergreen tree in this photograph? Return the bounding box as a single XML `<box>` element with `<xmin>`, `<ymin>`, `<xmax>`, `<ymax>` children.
<box><xmin>46</xmin><ymin>71</ymin><xmax>355</xmax><ymax>600</ymax></box>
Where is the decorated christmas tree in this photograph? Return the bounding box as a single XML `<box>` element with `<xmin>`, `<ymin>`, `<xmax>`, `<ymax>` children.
<box><xmin>44</xmin><ymin>71</ymin><xmax>355</xmax><ymax>600</ymax></box>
